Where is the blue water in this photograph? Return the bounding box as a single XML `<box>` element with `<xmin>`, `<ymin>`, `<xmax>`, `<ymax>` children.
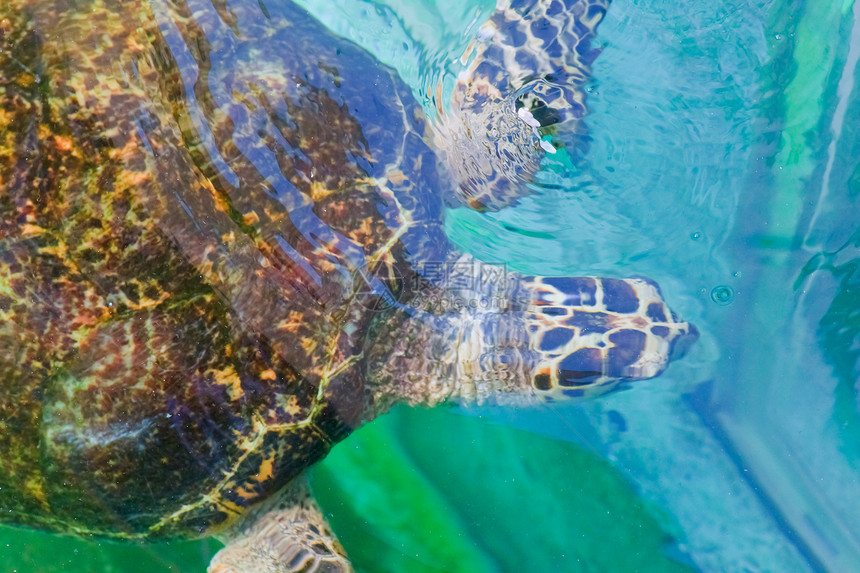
<box><xmin>300</xmin><ymin>0</ymin><xmax>860</xmax><ymax>570</ymax></box>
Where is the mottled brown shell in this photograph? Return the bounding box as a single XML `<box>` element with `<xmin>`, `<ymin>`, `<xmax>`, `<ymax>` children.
<box><xmin>0</xmin><ymin>0</ymin><xmax>443</xmax><ymax>539</ymax></box>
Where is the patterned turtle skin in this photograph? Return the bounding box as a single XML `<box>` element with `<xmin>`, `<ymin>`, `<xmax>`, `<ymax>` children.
<box><xmin>0</xmin><ymin>0</ymin><xmax>696</xmax><ymax>556</ymax></box>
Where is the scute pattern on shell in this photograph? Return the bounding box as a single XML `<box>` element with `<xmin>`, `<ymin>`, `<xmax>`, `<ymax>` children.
<box><xmin>0</xmin><ymin>0</ymin><xmax>443</xmax><ymax>539</ymax></box>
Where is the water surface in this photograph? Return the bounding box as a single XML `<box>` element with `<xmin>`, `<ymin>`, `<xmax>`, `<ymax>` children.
<box><xmin>2</xmin><ymin>0</ymin><xmax>859</xmax><ymax>571</ymax></box>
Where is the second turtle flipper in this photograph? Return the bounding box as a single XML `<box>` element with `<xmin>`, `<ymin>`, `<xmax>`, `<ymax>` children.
<box><xmin>435</xmin><ymin>0</ymin><xmax>610</xmax><ymax>211</ymax></box>
<box><xmin>210</xmin><ymin>479</ymin><xmax>353</xmax><ymax>573</ymax></box>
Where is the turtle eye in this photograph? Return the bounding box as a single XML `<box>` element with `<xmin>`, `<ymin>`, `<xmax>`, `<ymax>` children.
<box><xmin>669</xmin><ymin>323</ymin><xmax>699</xmax><ymax>360</ymax></box>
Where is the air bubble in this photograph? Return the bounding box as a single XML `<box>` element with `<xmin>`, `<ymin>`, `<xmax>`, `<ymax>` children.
<box><xmin>690</xmin><ymin>231</ymin><xmax>702</xmax><ymax>241</ymax></box>
<box><xmin>710</xmin><ymin>285</ymin><xmax>735</xmax><ymax>305</ymax></box>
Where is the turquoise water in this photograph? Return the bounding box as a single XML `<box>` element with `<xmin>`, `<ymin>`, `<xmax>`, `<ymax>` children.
<box><xmin>307</xmin><ymin>0</ymin><xmax>860</xmax><ymax>570</ymax></box>
<box><xmin>2</xmin><ymin>0</ymin><xmax>859</xmax><ymax>571</ymax></box>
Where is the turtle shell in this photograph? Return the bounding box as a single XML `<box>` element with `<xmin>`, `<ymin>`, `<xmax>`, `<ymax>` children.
<box><xmin>0</xmin><ymin>0</ymin><xmax>444</xmax><ymax>539</ymax></box>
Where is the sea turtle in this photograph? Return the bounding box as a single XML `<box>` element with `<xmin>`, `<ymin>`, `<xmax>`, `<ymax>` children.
<box><xmin>0</xmin><ymin>0</ymin><xmax>697</xmax><ymax>571</ymax></box>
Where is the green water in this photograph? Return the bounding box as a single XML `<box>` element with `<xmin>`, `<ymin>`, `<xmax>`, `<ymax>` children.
<box><xmin>0</xmin><ymin>408</ymin><xmax>690</xmax><ymax>572</ymax></box>
<box><xmin>314</xmin><ymin>408</ymin><xmax>692</xmax><ymax>573</ymax></box>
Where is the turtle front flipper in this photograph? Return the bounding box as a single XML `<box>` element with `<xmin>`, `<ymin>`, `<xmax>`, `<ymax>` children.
<box><xmin>210</xmin><ymin>479</ymin><xmax>353</xmax><ymax>573</ymax></box>
<box><xmin>435</xmin><ymin>0</ymin><xmax>610</xmax><ymax>211</ymax></box>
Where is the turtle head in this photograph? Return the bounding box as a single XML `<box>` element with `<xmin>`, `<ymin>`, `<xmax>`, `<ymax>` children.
<box><xmin>363</xmin><ymin>264</ymin><xmax>697</xmax><ymax>410</ymax></box>
<box><xmin>522</xmin><ymin>276</ymin><xmax>698</xmax><ymax>400</ymax></box>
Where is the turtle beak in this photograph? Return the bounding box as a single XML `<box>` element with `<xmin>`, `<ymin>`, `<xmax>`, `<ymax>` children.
<box><xmin>669</xmin><ymin>321</ymin><xmax>699</xmax><ymax>361</ymax></box>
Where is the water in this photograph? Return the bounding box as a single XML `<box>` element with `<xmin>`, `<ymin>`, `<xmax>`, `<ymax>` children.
<box><xmin>1</xmin><ymin>0</ymin><xmax>859</xmax><ymax>571</ymax></box>
<box><xmin>311</xmin><ymin>1</ymin><xmax>860</xmax><ymax>569</ymax></box>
